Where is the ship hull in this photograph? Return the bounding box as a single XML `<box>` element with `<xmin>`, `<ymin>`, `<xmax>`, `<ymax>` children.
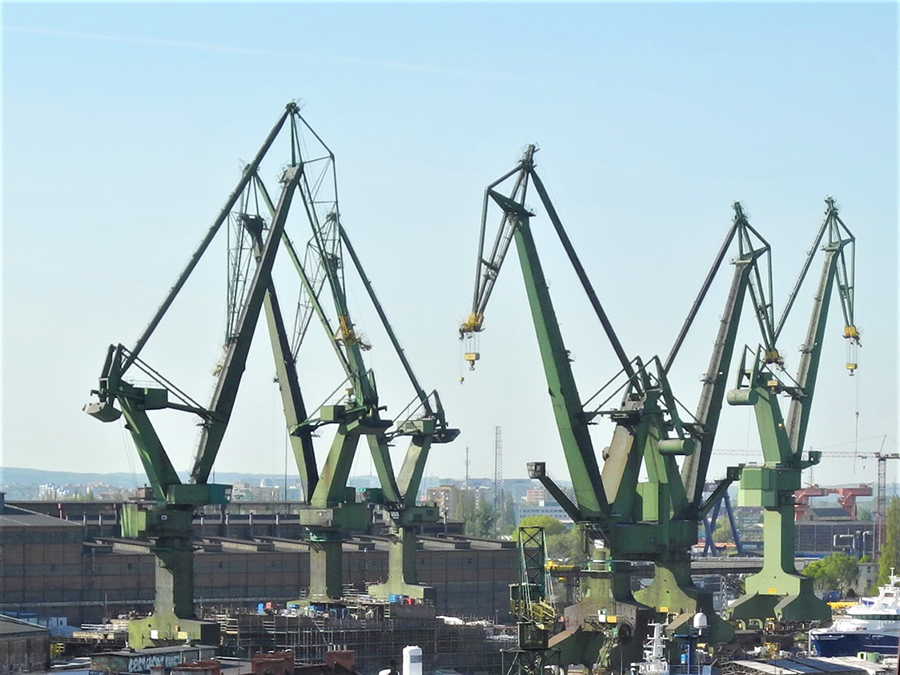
<box><xmin>811</xmin><ymin>631</ymin><xmax>899</xmax><ymax>657</ymax></box>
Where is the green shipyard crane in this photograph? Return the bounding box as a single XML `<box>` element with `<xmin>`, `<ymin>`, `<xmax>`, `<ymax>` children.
<box><xmin>83</xmin><ymin>104</ymin><xmax>305</xmax><ymax>649</ymax></box>
<box><xmin>240</xmin><ymin>112</ymin><xmax>459</xmax><ymax>603</ymax></box>
<box><xmin>459</xmin><ymin>146</ymin><xmax>779</xmax><ymax>669</ymax></box>
<box><xmin>633</xmin><ymin>200</ymin><xmax>778</xmax><ymax>637</ymax></box>
<box><xmin>725</xmin><ymin>197</ymin><xmax>858</xmax><ymax>623</ymax></box>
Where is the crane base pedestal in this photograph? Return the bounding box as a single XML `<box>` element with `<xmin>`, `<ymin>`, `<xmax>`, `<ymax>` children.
<box><xmin>368</xmin><ymin>527</ymin><xmax>436</xmax><ymax>603</ymax></box>
<box><xmin>727</xmin><ymin>499</ymin><xmax>830</xmax><ymax>622</ymax></box>
<box><xmin>368</xmin><ymin>581</ymin><xmax>436</xmax><ymax>603</ymax></box>
<box><xmin>726</xmin><ymin>588</ymin><xmax>830</xmax><ymax>623</ymax></box>
<box><xmin>121</xmin><ymin>504</ymin><xmax>219</xmax><ymax>651</ymax></box>
<box><xmin>307</xmin><ymin>535</ymin><xmax>345</xmax><ymax>602</ymax></box>
<box><xmin>127</xmin><ymin>611</ymin><xmax>219</xmax><ymax>651</ymax></box>
<box><xmin>300</xmin><ymin>503</ymin><xmax>372</xmax><ymax>602</ymax></box>
<box><xmin>634</xmin><ymin>561</ymin><xmax>735</xmax><ymax>643</ymax></box>
<box><xmin>559</xmin><ymin>558</ymin><xmax>651</xmax><ymax>671</ymax></box>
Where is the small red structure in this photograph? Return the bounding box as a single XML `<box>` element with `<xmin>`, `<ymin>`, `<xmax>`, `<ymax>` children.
<box><xmin>794</xmin><ymin>484</ymin><xmax>872</xmax><ymax>520</ymax></box>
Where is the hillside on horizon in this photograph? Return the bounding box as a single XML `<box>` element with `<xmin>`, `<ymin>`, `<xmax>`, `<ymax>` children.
<box><xmin>0</xmin><ymin>466</ymin><xmax>502</xmax><ymax>491</ymax></box>
<box><xmin>1</xmin><ymin>465</ymin><xmax>895</xmax><ymax>494</ymax></box>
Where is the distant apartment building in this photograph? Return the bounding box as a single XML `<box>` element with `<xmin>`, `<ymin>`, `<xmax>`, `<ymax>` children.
<box><xmin>499</xmin><ymin>479</ymin><xmax>535</xmax><ymax>504</ymax></box>
<box><xmin>231</xmin><ymin>482</ymin><xmax>282</xmax><ymax>502</ymax></box>
<box><xmin>524</xmin><ymin>487</ymin><xmax>546</xmax><ymax>505</ymax></box>
<box><xmin>515</xmin><ymin>501</ymin><xmax>573</xmax><ymax>524</ymax></box>
<box><xmin>426</xmin><ymin>485</ymin><xmax>460</xmax><ymax>519</ymax></box>
<box><xmin>515</xmin><ymin>486</ymin><xmax>573</xmax><ymax>524</ymax></box>
<box><xmin>37</xmin><ymin>484</ymin><xmax>89</xmax><ymax>500</ymax></box>
<box><xmin>37</xmin><ymin>484</ymin><xmax>60</xmax><ymax>501</ymax></box>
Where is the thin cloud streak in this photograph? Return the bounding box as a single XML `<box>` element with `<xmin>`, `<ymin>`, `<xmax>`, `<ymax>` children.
<box><xmin>3</xmin><ymin>25</ymin><xmax>506</xmax><ymax>80</ymax></box>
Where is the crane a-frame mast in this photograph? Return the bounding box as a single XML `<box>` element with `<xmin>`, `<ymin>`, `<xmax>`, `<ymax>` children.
<box><xmin>84</xmin><ymin>104</ymin><xmax>304</xmax><ymax>649</ymax></box>
<box><xmin>725</xmin><ymin>197</ymin><xmax>858</xmax><ymax>623</ymax></box>
<box><xmin>460</xmin><ymin>146</ymin><xmax>778</xmax><ymax>667</ymax></box>
<box><xmin>244</xmin><ymin>112</ymin><xmax>459</xmax><ymax>602</ymax></box>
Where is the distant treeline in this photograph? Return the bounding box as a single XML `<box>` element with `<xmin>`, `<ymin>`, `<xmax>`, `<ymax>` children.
<box><xmin>0</xmin><ymin>467</ymin><xmax>292</xmax><ymax>490</ymax></box>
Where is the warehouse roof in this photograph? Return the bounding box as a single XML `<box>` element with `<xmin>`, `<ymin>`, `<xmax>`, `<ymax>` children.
<box><xmin>0</xmin><ymin>615</ymin><xmax>51</xmax><ymax>637</ymax></box>
<box><xmin>0</xmin><ymin>504</ymin><xmax>83</xmax><ymax>528</ymax></box>
<box><xmin>799</xmin><ymin>507</ymin><xmax>854</xmax><ymax>521</ymax></box>
<box><xmin>727</xmin><ymin>656</ymin><xmax>889</xmax><ymax>675</ymax></box>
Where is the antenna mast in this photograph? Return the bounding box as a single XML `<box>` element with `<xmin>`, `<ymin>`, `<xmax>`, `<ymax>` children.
<box><xmin>493</xmin><ymin>426</ymin><xmax>504</xmax><ymax>512</ymax></box>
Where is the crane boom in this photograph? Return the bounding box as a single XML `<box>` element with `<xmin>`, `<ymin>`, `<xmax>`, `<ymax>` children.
<box><xmin>724</xmin><ymin>197</ymin><xmax>858</xmax><ymax>624</ymax></box>
<box><xmin>191</xmin><ymin>166</ymin><xmax>302</xmax><ymax>482</ymax></box>
<box><xmin>681</xmin><ymin>204</ymin><xmax>775</xmax><ymax>509</ymax></box>
<box><xmin>463</xmin><ymin>156</ymin><xmax>532</xmax><ymax>333</ymax></box>
<box><xmin>785</xmin><ymin>199</ymin><xmax>857</xmax><ymax>455</ymax></box>
<box><xmin>462</xmin><ymin>149</ymin><xmax>607</xmax><ymax>517</ymax></box>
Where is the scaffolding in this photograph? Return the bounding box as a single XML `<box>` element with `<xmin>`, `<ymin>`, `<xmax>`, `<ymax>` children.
<box><xmin>211</xmin><ymin>609</ymin><xmax>505</xmax><ymax>674</ymax></box>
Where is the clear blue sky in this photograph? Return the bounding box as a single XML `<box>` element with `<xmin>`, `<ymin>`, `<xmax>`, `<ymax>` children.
<box><xmin>2</xmin><ymin>2</ymin><xmax>897</xmax><ymax>490</ymax></box>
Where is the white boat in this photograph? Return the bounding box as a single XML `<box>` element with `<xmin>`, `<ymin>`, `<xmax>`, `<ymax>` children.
<box><xmin>810</xmin><ymin>569</ymin><xmax>900</xmax><ymax>656</ymax></box>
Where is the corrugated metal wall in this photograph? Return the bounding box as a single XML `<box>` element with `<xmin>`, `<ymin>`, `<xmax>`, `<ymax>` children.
<box><xmin>0</xmin><ymin>524</ymin><xmax>517</xmax><ymax>625</ymax></box>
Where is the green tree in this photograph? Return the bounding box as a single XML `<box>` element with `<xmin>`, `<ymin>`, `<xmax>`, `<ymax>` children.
<box><xmin>712</xmin><ymin>516</ymin><xmax>737</xmax><ymax>544</ymax></box>
<box><xmin>497</xmin><ymin>492</ymin><xmax>516</xmax><ymax>535</ymax></box>
<box><xmin>510</xmin><ymin>517</ymin><xmax>587</xmax><ymax>563</ymax></box>
<box><xmin>803</xmin><ymin>552</ymin><xmax>860</xmax><ymax>594</ymax></box>
<box><xmin>877</xmin><ymin>497</ymin><xmax>900</xmax><ymax>585</ymax></box>
<box><xmin>512</xmin><ymin>516</ymin><xmax>568</xmax><ymax>539</ymax></box>
<box><xmin>546</xmin><ymin>527</ymin><xmax>587</xmax><ymax>564</ymax></box>
<box><xmin>457</xmin><ymin>490</ymin><xmax>477</xmax><ymax>525</ymax></box>
<box><xmin>467</xmin><ymin>498</ymin><xmax>497</xmax><ymax>538</ymax></box>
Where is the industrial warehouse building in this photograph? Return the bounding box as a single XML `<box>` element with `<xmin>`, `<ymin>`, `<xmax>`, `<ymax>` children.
<box><xmin>0</xmin><ymin>497</ymin><xmax>518</xmax><ymax>627</ymax></box>
<box><xmin>0</xmin><ymin>614</ymin><xmax>50</xmax><ymax>674</ymax></box>
<box><xmin>2</xmin><ymin>492</ymin><xmax>881</xmax><ymax>634</ymax></box>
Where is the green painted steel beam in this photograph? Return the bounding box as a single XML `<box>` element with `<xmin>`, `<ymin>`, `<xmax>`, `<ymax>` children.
<box><xmin>339</xmin><ymin>224</ymin><xmax>435</xmax><ymax>421</ymax></box>
<box><xmin>310</xmin><ymin>423</ymin><xmax>363</xmax><ymax>508</ymax></box>
<box><xmin>117</xmin><ymin>390</ymin><xmax>181</xmax><ymax>501</ymax></box>
<box><xmin>529</xmin><ymin>169</ymin><xmax>636</xmax><ymax>386</ymax></box>
<box><xmin>124</xmin><ymin>104</ymin><xmax>297</xmax><ymax>373</ymax></box>
<box><xmin>510</xmin><ymin>210</ymin><xmax>606</xmax><ymax>518</ymax></box>
<box><xmin>396</xmin><ymin>434</ymin><xmax>434</xmax><ymax>508</ymax></box>
<box><xmin>246</xmin><ymin>219</ymin><xmax>320</xmax><ymax>502</ymax></box>
<box><xmin>365</xmin><ymin>433</ymin><xmax>402</xmax><ymax>504</ymax></box>
<box><xmin>785</xmin><ymin>244</ymin><xmax>842</xmax><ymax>456</ymax></box>
<box><xmin>191</xmin><ymin>165</ymin><xmax>302</xmax><ymax>483</ymax></box>
<box><xmin>681</xmin><ymin>248</ymin><xmax>763</xmax><ymax>508</ymax></box>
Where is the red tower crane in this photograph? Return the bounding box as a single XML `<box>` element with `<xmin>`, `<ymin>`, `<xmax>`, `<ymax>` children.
<box><xmin>794</xmin><ymin>485</ymin><xmax>833</xmax><ymax>519</ymax></box>
<box><xmin>811</xmin><ymin>450</ymin><xmax>900</xmax><ymax>554</ymax></box>
<box><xmin>832</xmin><ymin>484</ymin><xmax>874</xmax><ymax>520</ymax></box>
<box><xmin>719</xmin><ymin>444</ymin><xmax>898</xmax><ymax>553</ymax></box>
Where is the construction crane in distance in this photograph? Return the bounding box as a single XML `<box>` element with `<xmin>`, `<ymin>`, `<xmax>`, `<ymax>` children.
<box><xmin>713</xmin><ymin>444</ymin><xmax>896</xmax><ymax>553</ymax></box>
<box><xmin>799</xmin><ymin>446</ymin><xmax>896</xmax><ymax>553</ymax></box>
<box><xmin>459</xmin><ymin>145</ymin><xmax>780</xmax><ymax>668</ymax></box>
<box><xmin>725</xmin><ymin>197</ymin><xmax>858</xmax><ymax>623</ymax></box>
<box><xmin>793</xmin><ymin>484</ymin><xmax>872</xmax><ymax>520</ymax></box>
<box><xmin>83</xmin><ymin>103</ymin><xmax>305</xmax><ymax>649</ymax></box>
<box><xmin>812</xmin><ymin>450</ymin><xmax>900</xmax><ymax>554</ymax></box>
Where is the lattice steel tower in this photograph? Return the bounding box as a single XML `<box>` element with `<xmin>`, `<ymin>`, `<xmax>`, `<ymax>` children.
<box><xmin>493</xmin><ymin>426</ymin><xmax>503</xmax><ymax>512</ymax></box>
